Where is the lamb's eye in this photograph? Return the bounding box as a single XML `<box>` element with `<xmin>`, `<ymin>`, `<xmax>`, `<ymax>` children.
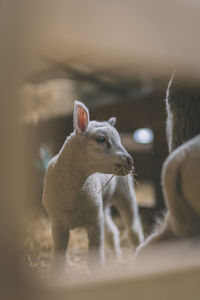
<box><xmin>96</xmin><ymin>136</ymin><xmax>106</xmax><ymax>143</ymax></box>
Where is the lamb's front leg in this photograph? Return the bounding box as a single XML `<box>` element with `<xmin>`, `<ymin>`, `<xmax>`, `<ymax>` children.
<box><xmin>51</xmin><ymin>219</ymin><xmax>70</xmax><ymax>273</ymax></box>
<box><xmin>86</xmin><ymin>214</ymin><xmax>104</xmax><ymax>269</ymax></box>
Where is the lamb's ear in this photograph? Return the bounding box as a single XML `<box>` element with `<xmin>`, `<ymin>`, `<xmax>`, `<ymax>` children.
<box><xmin>73</xmin><ymin>100</ymin><xmax>90</xmax><ymax>134</ymax></box>
<box><xmin>107</xmin><ymin>117</ymin><xmax>116</xmax><ymax>127</ymax></box>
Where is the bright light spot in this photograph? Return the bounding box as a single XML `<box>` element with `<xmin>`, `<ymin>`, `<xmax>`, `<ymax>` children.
<box><xmin>133</xmin><ymin>128</ymin><xmax>154</xmax><ymax>144</ymax></box>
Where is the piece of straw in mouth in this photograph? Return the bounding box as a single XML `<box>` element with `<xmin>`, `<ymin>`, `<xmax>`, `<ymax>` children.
<box><xmin>122</xmin><ymin>167</ymin><xmax>130</xmax><ymax>191</ymax></box>
<box><xmin>131</xmin><ymin>168</ymin><xmax>138</xmax><ymax>177</ymax></box>
<box><xmin>98</xmin><ymin>167</ymin><xmax>122</xmax><ymax>193</ymax></box>
<box><xmin>130</xmin><ymin>170</ymin><xmax>141</xmax><ymax>186</ymax></box>
<box><xmin>98</xmin><ymin>173</ymin><xmax>115</xmax><ymax>193</ymax></box>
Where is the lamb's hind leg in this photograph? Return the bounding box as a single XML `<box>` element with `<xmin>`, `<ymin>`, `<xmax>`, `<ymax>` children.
<box><xmin>115</xmin><ymin>179</ymin><xmax>144</xmax><ymax>248</ymax></box>
<box><xmin>117</xmin><ymin>202</ymin><xmax>143</xmax><ymax>248</ymax></box>
<box><xmin>104</xmin><ymin>205</ymin><xmax>122</xmax><ymax>259</ymax></box>
<box><xmin>51</xmin><ymin>219</ymin><xmax>70</xmax><ymax>273</ymax></box>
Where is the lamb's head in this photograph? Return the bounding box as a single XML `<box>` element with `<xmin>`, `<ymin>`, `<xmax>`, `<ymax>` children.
<box><xmin>73</xmin><ymin>100</ymin><xmax>133</xmax><ymax>176</ymax></box>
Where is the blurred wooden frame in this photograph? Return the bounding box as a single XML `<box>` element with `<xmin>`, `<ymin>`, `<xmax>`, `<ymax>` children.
<box><xmin>1</xmin><ymin>1</ymin><xmax>200</xmax><ymax>299</ymax></box>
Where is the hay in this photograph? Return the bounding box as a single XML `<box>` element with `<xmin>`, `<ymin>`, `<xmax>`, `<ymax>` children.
<box><xmin>24</xmin><ymin>216</ymin><xmax>135</xmax><ymax>279</ymax></box>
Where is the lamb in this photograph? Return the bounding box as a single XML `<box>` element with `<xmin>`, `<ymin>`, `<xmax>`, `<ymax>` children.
<box><xmin>42</xmin><ymin>100</ymin><xmax>143</xmax><ymax>271</ymax></box>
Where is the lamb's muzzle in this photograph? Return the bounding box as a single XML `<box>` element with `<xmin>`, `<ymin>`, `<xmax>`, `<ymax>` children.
<box><xmin>115</xmin><ymin>153</ymin><xmax>133</xmax><ymax>175</ymax></box>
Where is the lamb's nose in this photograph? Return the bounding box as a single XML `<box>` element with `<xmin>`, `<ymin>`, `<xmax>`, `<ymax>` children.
<box><xmin>123</xmin><ymin>154</ymin><xmax>133</xmax><ymax>170</ymax></box>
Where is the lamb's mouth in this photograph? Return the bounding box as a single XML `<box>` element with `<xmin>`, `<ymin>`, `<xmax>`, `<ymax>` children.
<box><xmin>114</xmin><ymin>164</ymin><xmax>130</xmax><ymax>175</ymax></box>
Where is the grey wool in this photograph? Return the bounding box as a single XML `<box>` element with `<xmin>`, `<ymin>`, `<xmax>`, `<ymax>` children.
<box><xmin>137</xmin><ymin>75</ymin><xmax>200</xmax><ymax>255</ymax></box>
